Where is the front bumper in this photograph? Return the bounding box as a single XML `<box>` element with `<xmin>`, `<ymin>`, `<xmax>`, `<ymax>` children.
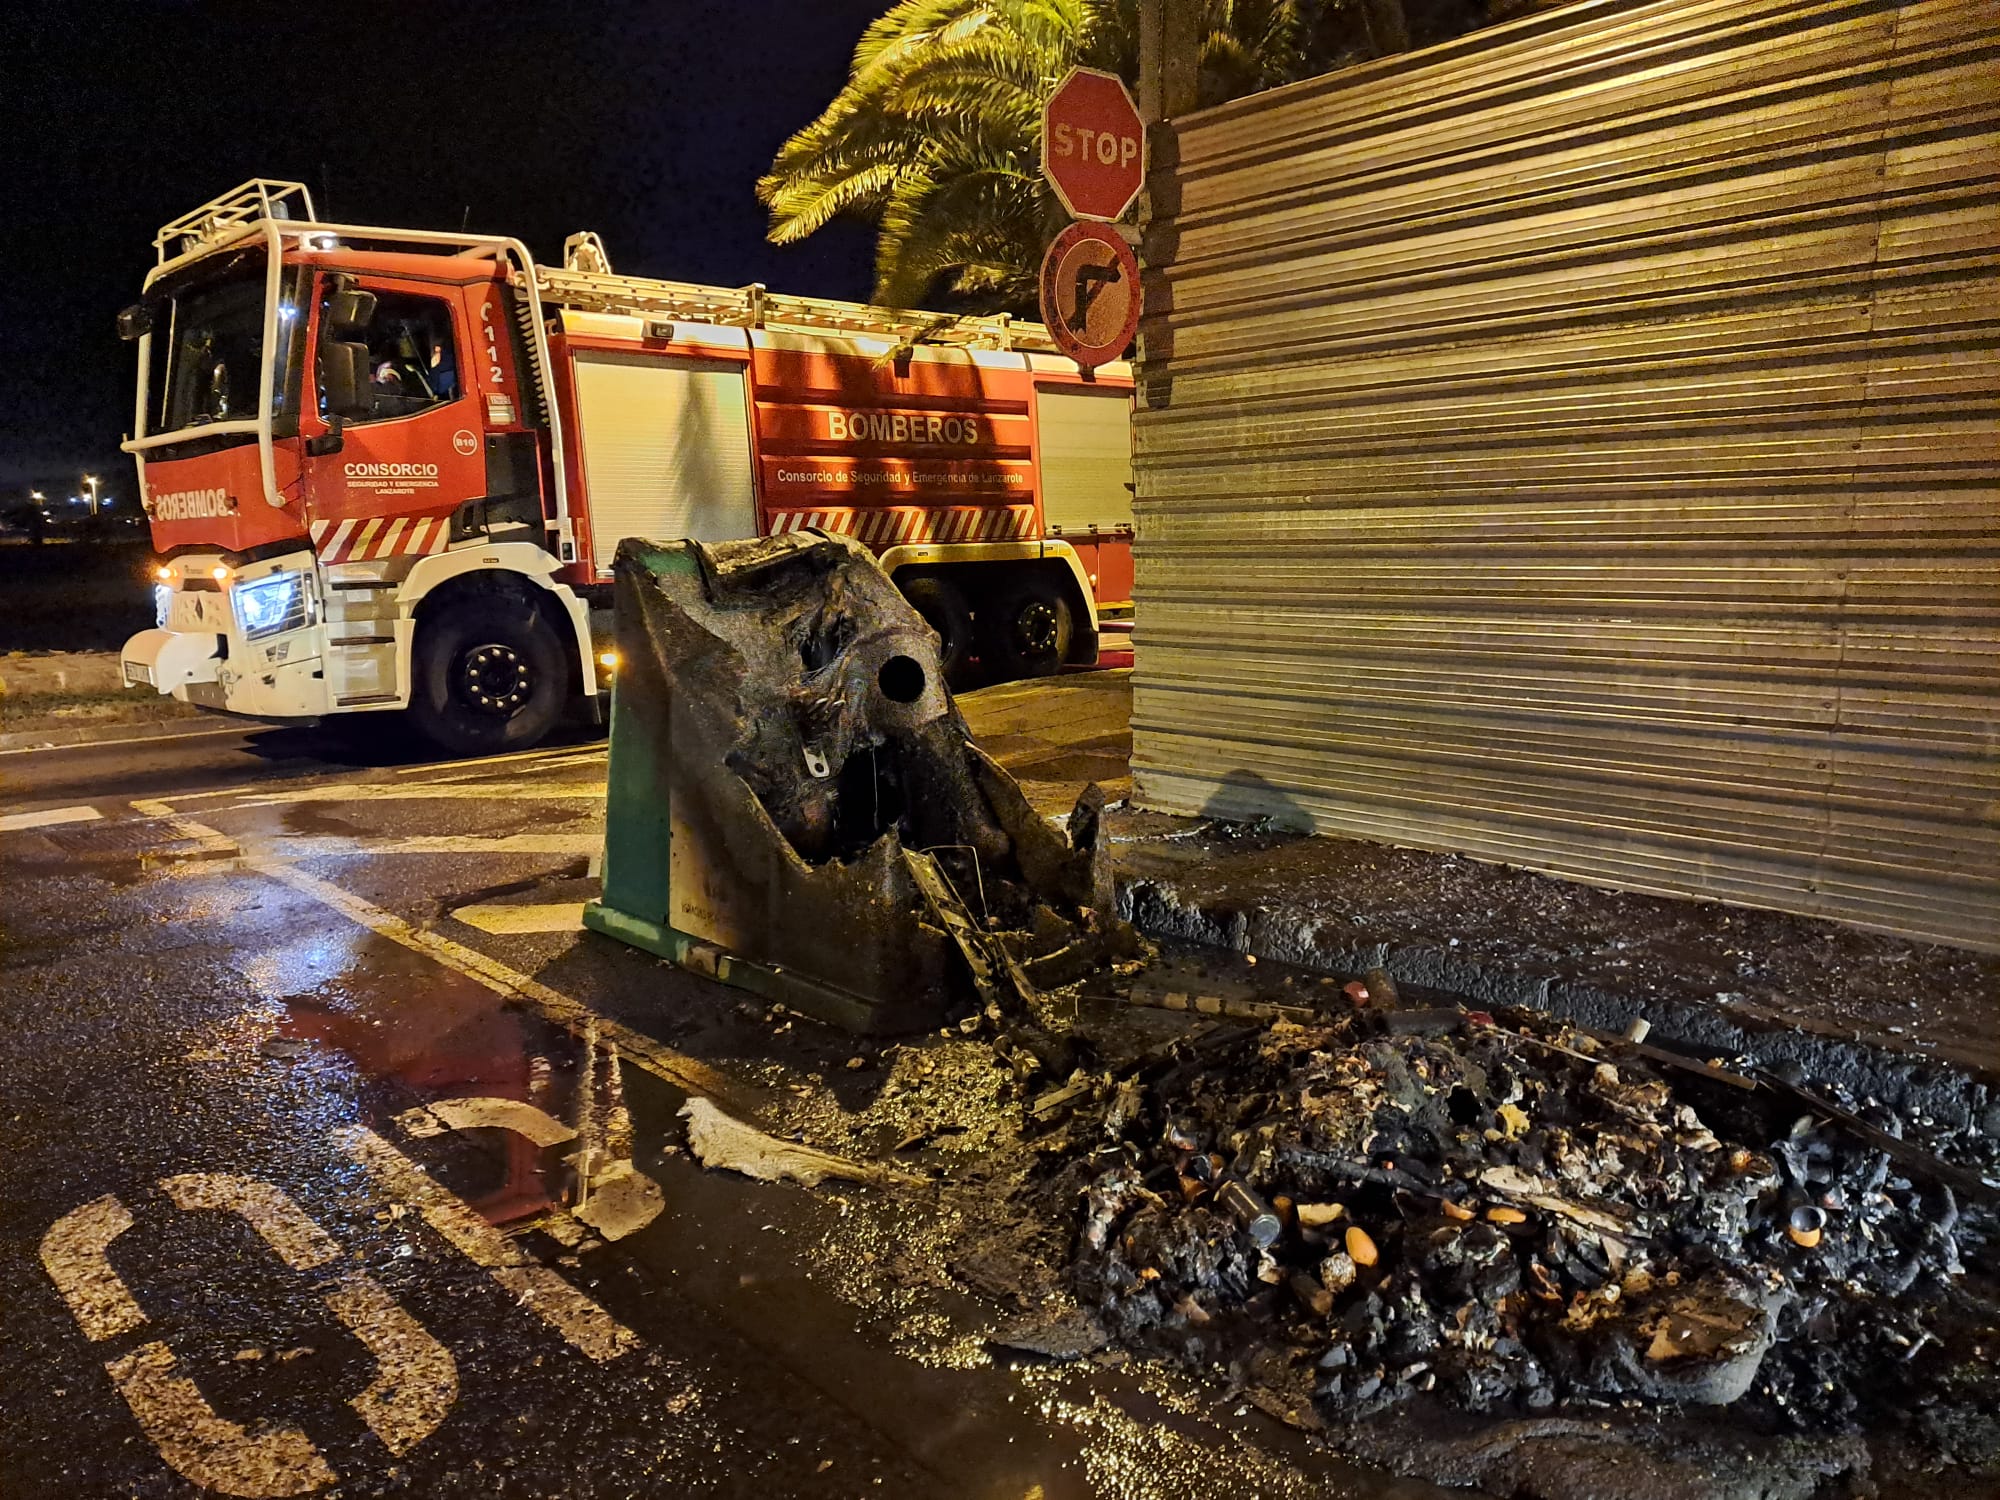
<box><xmin>122</xmin><ymin>627</ymin><xmax>223</xmax><ymax>693</ymax></box>
<box><xmin>123</xmin><ymin>626</ymin><xmax>332</xmax><ymax>720</ymax></box>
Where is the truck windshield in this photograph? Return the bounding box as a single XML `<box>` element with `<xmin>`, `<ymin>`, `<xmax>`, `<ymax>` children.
<box><xmin>148</xmin><ymin>255</ymin><xmax>305</xmax><ymax>444</ymax></box>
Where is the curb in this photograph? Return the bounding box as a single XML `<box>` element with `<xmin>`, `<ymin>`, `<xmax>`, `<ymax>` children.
<box><xmin>0</xmin><ymin>715</ymin><xmax>226</xmax><ymax>754</ymax></box>
<box><xmin>1113</xmin><ymin>872</ymin><xmax>1995</xmax><ymax>1123</ymax></box>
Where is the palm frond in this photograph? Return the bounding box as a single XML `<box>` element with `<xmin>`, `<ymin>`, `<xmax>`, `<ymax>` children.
<box><xmin>764</xmin><ymin>0</ymin><xmax>1341</xmax><ymax>306</ymax></box>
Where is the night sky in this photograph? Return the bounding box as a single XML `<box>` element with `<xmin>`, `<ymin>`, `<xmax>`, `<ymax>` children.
<box><xmin>0</xmin><ymin>0</ymin><xmax>883</xmax><ymax>494</ymax></box>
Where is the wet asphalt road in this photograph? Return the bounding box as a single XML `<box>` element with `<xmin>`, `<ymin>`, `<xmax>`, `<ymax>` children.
<box><xmin>0</xmin><ymin>721</ymin><xmax>1440</xmax><ymax>1500</ymax></box>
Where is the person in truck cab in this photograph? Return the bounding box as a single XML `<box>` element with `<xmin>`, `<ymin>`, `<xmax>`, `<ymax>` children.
<box><xmin>426</xmin><ymin>339</ymin><xmax>458</xmax><ymax>401</ymax></box>
<box><xmin>370</xmin><ymin>348</ymin><xmax>445</xmax><ymax>418</ymax></box>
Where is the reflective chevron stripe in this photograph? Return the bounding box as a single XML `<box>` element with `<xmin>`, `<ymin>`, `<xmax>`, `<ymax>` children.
<box><xmin>309</xmin><ymin>517</ymin><xmax>453</xmax><ymax>563</ymax></box>
<box><xmin>764</xmin><ymin>507</ymin><xmax>1035</xmax><ymax>547</ymax></box>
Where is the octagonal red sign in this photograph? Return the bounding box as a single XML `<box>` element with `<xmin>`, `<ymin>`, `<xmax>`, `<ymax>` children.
<box><xmin>1040</xmin><ymin>67</ymin><xmax>1146</xmax><ymax>222</ymax></box>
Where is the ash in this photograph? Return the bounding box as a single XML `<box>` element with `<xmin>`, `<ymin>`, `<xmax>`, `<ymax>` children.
<box><xmin>1041</xmin><ymin>1002</ymin><xmax>1995</xmax><ymax>1436</ymax></box>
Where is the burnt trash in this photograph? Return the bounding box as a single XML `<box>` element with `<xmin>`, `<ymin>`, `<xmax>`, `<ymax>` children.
<box><xmin>587</xmin><ymin>530</ymin><xmax>1138</xmax><ymax>1038</ymax></box>
<box><xmin>1049</xmin><ymin>997</ymin><xmax>1996</xmax><ymax>1442</ymax></box>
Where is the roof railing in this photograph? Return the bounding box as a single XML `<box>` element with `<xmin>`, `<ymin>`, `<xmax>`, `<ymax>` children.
<box><xmin>153</xmin><ymin>179</ymin><xmax>317</xmax><ymax>264</ymax></box>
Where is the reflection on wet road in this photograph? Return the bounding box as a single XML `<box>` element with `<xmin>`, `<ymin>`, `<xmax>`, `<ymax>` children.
<box><xmin>0</xmin><ymin>727</ymin><xmax>1444</xmax><ymax>1498</ymax></box>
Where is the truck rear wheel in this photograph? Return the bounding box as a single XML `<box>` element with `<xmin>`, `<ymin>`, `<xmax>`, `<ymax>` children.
<box><xmin>980</xmin><ymin>576</ymin><xmax>1072</xmax><ymax>681</ymax></box>
<box><xmin>408</xmin><ymin>594</ymin><xmax>568</xmax><ymax>756</ymax></box>
<box><xmin>898</xmin><ymin>574</ymin><xmax>976</xmax><ymax>687</ymax></box>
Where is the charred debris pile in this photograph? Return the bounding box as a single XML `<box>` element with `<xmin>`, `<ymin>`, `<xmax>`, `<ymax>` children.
<box><xmin>618</xmin><ymin>533</ymin><xmax>1996</xmax><ymax>1447</ymax></box>
<box><xmin>1032</xmin><ymin>986</ymin><xmax>1998</xmax><ymax>1438</ymax></box>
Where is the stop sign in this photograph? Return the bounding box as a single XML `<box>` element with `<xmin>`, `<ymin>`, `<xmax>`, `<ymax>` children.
<box><xmin>1041</xmin><ymin>67</ymin><xmax>1146</xmax><ymax>222</ymax></box>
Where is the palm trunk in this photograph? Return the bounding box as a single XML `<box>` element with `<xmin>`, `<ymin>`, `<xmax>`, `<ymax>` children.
<box><xmin>1357</xmin><ymin>0</ymin><xmax>1412</xmax><ymax>55</ymax></box>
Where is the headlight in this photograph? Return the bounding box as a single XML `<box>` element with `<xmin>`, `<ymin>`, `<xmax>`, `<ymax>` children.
<box><xmin>233</xmin><ymin>571</ymin><xmax>309</xmax><ymax>639</ymax></box>
<box><xmin>153</xmin><ymin>583</ymin><xmax>172</xmax><ymax>628</ymax></box>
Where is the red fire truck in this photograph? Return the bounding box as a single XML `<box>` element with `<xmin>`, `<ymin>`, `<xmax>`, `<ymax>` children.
<box><xmin>119</xmin><ymin>180</ymin><xmax>1134</xmax><ymax>754</ymax></box>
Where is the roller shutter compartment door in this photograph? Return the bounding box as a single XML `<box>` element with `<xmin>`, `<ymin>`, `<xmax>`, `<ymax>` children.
<box><xmin>1036</xmin><ymin>387</ymin><xmax>1134</xmax><ymax>536</ymax></box>
<box><xmin>572</xmin><ymin>352</ymin><xmax>757</xmax><ymax>565</ymax></box>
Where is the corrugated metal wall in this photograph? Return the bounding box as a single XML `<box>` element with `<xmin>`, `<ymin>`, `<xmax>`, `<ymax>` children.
<box><xmin>1130</xmin><ymin>0</ymin><xmax>1999</xmax><ymax>948</ymax></box>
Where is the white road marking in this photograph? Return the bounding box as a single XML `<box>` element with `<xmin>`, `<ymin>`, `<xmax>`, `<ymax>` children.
<box><xmin>129</xmin><ymin>798</ymin><xmax>242</xmax><ymax>856</ymax></box>
<box><xmin>396</xmin><ymin>1097</ymin><xmax>578</xmax><ymax>1147</ymax></box>
<box><xmin>147</xmin><ymin>782</ymin><xmax>273</xmax><ymax>804</ymax></box>
<box><xmin>322</xmin><ymin>1274</ymin><xmax>457</xmax><ymax>1456</ymax></box>
<box><xmin>525</xmin><ymin>748</ymin><xmax>607</xmax><ymax>768</ymax></box>
<box><xmin>0</xmin><ymin>803</ymin><xmax>103</xmax><ymax>832</ymax></box>
<box><xmin>449</xmin><ymin>901</ymin><xmax>588</xmax><ymax>934</ymax></box>
<box><xmin>126</xmin><ymin>817</ymin><xmax>601</xmax><ymax>861</ymax></box>
<box><xmin>337</xmin><ymin>1126</ymin><xmax>640</xmax><ymax>1362</ymax></box>
<box><xmin>404</xmin><ymin>751</ymin><xmax>608</xmax><ymax>785</ymax></box>
<box><xmin>105</xmin><ymin>746</ymin><xmax>600</xmax><ymax>817</ymax></box>
<box><xmin>45</xmin><ymin>1178</ymin><xmax>458</xmax><ymax>1484</ymax></box>
<box><xmin>224</xmin><ymin>784</ymin><xmax>606</xmax><ymax>807</ymax></box>
<box><xmin>136</xmin><ymin>802</ymin><xmax>734</xmax><ymax>1102</ymax></box>
<box><xmin>160</xmin><ymin>1174</ymin><xmax>339</xmax><ymax>1271</ymax></box>
<box><xmin>130</xmin><ymin>796</ymin><xmax>742</xmax><ymax>1120</ymax></box>
<box><xmin>164</xmin><ymin>1179</ymin><xmax>460</xmax><ymax>1461</ymax></box>
<box><xmin>105</xmin><ymin>1340</ymin><xmax>337</xmax><ymax>1497</ymax></box>
<box><xmin>393</xmin><ymin>744</ymin><xmax>606</xmax><ymax>776</ymax></box>
<box><xmin>277</xmin><ymin>834</ymin><xmax>601</xmax><ymax>857</ymax></box>
<box><xmin>0</xmin><ymin>724</ymin><xmax>246</xmax><ymax>758</ymax></box>
<box><xmin>39</xmin><ymin>1194</ymin><xmax>147</xmax><ymax>1341</ymax></box>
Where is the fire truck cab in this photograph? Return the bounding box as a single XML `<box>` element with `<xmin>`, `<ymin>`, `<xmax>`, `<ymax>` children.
<box><xmin>119</xmin><ymin>180</ymin><xmax>1133</xmax><ymax>755</ymax></box>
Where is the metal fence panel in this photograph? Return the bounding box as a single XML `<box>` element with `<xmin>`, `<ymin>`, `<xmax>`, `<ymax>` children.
<box><xmin>1132</xmin><ymin>0</ymin><xmax>1999</xmax><ymax>948</ymax></box>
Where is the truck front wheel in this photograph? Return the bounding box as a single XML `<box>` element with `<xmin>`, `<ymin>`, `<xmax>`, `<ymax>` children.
<box><xmin>408</xmin><ymin>594</ymin><xmax>568</xmax><ymax>756</ymax></box>
<box><xmin>980</xmin><ymin>576</ymin><xmax>1072</xmax><ymax>681</ymax></box>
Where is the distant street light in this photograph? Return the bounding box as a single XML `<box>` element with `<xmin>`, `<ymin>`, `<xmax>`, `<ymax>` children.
<box><xmin>82</xmin><ymin>474</ymin><xmax>101</xmax><ymax>516</ymax></box>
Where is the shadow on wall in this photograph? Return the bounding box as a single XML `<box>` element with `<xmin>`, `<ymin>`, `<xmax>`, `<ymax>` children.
<box><xmin>1199</xmin><ymin>767</ymin><xmax>1317</xmax><ymax>834</ymax></box>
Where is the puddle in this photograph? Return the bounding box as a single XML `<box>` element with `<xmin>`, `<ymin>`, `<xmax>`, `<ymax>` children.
<box><xmin>196</xmin><ymin>909</ymin><xmax>1433</xmax><ymax>1497</ymax></box>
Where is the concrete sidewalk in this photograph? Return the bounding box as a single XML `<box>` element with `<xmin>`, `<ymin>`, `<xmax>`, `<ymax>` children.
<box><xmin>958</xmin><ymin>672</ymin><xmax>2000</xmax><ymax>1105</ymax></box>
<box><xmin>0</xmin><ymin>649</ymin><xmax>202</xmax><ymax>745</ymax></box>
<box><xmin>957</xmin><ymin>669</ymin><xmax>1133</xmax><ymax>815</ymax></box>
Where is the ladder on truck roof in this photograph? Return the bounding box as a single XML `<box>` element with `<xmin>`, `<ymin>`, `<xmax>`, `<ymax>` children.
<box><xmin>535</xmin><ymin>232</ymin><xmax>1061</xmax><ymax>354</ymax></box>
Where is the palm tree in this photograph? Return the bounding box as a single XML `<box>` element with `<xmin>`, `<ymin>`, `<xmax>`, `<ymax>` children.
<box><xmin>759</xmin><ymin>0</ymin><xmax>1367</xmax><ymax>312</ymax></box>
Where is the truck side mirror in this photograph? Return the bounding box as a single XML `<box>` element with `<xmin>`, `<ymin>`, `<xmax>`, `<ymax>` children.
<box><xmin>324</xmin><ymin>289</ymin><xmax>377</xmax><ymax>336</ymax></box>
<box><xmin>319</xmin><ymin>339</ymin><xmax>373</xmax><ymax>421</ymax></box>
<box><xmin>116</xmin><ymin>303</ymin><xmax>154</xmax><ymax>341</ymax></box>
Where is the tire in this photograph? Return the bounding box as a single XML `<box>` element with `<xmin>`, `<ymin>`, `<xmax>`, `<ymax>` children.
<box><xmin>979</xmin><ymin>575</ymin><xmax>1073</xmax><ymax>681</ymax></box>
<box><xmin>899</xmin><ymin>574</ymin><xmax>977</xmax><ymax>687</ymax></box>
<box><xmin>407</xmin><ymin>593</ymin><xmax>569</xmax><ymax>756</ymax></box>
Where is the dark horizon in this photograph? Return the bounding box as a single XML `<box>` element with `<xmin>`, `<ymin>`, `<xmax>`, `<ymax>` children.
<box><xmin>0</xmin><ymin>0</ymin><xmax>882</xmax><ymax>490</ymax></box>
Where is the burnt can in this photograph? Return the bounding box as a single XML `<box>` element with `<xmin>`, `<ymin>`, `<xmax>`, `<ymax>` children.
<box><xmin>1217</xmin><ymin>1179</ymin><xmax>1283</xmax><ymax>1248</ymax></box>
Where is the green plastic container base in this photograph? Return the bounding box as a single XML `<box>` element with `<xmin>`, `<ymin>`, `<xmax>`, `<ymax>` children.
<box><xmin>582</xmin><ymin>897</ymin><xmax>904</xmax><ymax>1034</ymax></box>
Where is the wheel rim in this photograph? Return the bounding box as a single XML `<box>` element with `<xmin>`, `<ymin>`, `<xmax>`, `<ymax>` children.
<box><xmin>455</xmin><ymin>641</ymin><xmax>534</xmax><ymax>718</ymax></box>
<box><xmin>1013</xmin><ymin>600</ymin><xmax>1059</xmax><ymax>657</ymax></box>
